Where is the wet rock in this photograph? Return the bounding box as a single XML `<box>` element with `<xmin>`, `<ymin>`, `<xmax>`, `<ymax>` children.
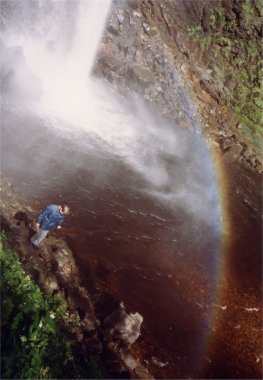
<box><xmin>117</xmin><ymin>41</ymin><xmax>129</xmax><ymax>55</ymax></box>
<box><xmin>252</xmin><ymin>155</ymin><xmax>262</xmax><ymax>167</ymax></box>
<box><xmin>142</xmin><ymin>22</ymin><xmax>151</xmax><ymax>34</ymax></box>
<box><xmin>116</xmin><ymin>10</ymin><xmax>125</xmax><ymax>25</ymax></box>
<box><xmin>209</xmin><ymin>108</ymin><xmax>216</xmax><ymax>115</ymax></box>
<box><xmin>44</xmin><ymin>275</ymin><xmax>59</xmax><ymax>292</ymax></box>
<box><xmin>200</xmin><ymin>79</ymin><xmax>223</xmax><ymax>104</ymax></box>
<box><xmin>222</xmin><ymin>138</ymin><xmax>235</xmax><ymax>150</ymax></box>
<box><xmin>134</xmin><ymin>49</ymin><xmax>144</xmax><ymax>63</ymax></box>
<box><xmin>129</xmin><ymin>16</ymin><xmax>135</xmax><ymax>26</ymax></box>
<box><xmin>178</xmin><ymin>115</ymin><xmax>193</xmax><ymax>130</ymax></box>
<box><xmin>119</xmin><ymin>348</ymin><xmax>154</xmax><ymax>379</ymax></box>
<box><xmin>242</xmin><ymin>145</ymin><xmax>253</xmax><ymax>160</ymax></box>
<box><xmin>119</xmin><ymin>350</ymin><xmax>137</xmax><ymax>370</ymax></box>
<box><xmin>103</xmin><ymin>303</ymin><xmax>143</xmax><ymax>347</ymax></box>
<box><xmin>255</xmin><ymin>163</ymin><xmax>263</xmax><ymax>174</ymax></box>
<box><xmin>133</xmin><ymin>363</ymin><xmax>154</xmax><ymax>379</ymax></box>
<box><xmin>180</xmin><ymin>63</ymin><xmax>190</xmax><ymax>74</ymax></box>
<box><xmin>223</xmin><ymin>143</ymin><xmax>243</xmax><ymax>160</ymax></box>
<box><xmin>242</xmin><ymin>153</ymin><xmax>263</xmax><ymax>169</ymax></box>
<box><xmin>133</xmin><ymin>10</ymin><xmax>142</xmax><ymax>18</ymax></box>
<box><xmin>107</xmin><ymin>24</ymin><xmax>120</xmax><ymax>36</ymax></box>
<box><xmin>129</xmin><ymin>65</ymin><xmax>155</xmax><ymax>88</ymax></box>
<box><xmin>99</xmin><ymin>54</ymin><xmax>123</xmax><ymax>73</ymax></box>
<box><xmin>61</xmin><ymin>248</ymin><xmax>69</xmax><ymax>256</ymax></box>
<box><xmin>144</xmin><ymin>83</ymin><xmax>163</xmax><ymax>100</ymax></box>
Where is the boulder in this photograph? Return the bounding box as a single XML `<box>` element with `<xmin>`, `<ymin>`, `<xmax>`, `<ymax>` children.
<box><xmin>99</xmin><ymin>54</ymin><xmax>123</xmax><ymax>72</ymax></box>
<box><xmin>129</xmin><ymin>65</ymin><xmax>156</xmax><ymax>88</ymax></box>
<box><xmin>252</xmin><ymin>155</ymin><xmax>262</xmax><ymax>167</ymax></box>
<box><xmin>255</xmin><ymin>163</ymin><xmax>263</xmax><ymax>174</ymax></box>
<box><xmin>142</xmin><ymin>22</ymin><xmax>151</xmax><ymax>34</ymax></box>
<box><xmin>133</xmin><ymin>363</ymin><xmax>154</xmax><ymax>379</ymax></box>
<box><xmin>222</xmin><ymin>138</ymin><xmax>236</xmax><ymax>150</ymax></box>
<box><xmin>242</xmin><ymin>145</ymin><xmax>252</xmax><ymax>160</ymax></box>
<box><xmin>44</xmin><ymin>275</ymin><xmax>59</xmax><ymax>292</ymax></box>
<box><xmin>103</xmin><ymin>303</ymin><xmax>143</xmax><ymax>347</ymax></box>
<box><xmin>223</xmin><ymin>143</ymin><xmax>243</xmax><ymax>160</ymax></box>
<box><xmin>107</xmin><ymin>24</ymin><xmax>120</xmax><ymax>36</ymax></box>
<box><xmin>116</xmin><ymin>10</ymin><xmax>125</xmax><ymax>25</ymax></box>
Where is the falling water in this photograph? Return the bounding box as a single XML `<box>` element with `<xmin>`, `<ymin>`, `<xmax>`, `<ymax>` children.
<box><xmin>1</xmin><ymin>0</ymin><xmax>111</xmax><ymax>117</ymax></box>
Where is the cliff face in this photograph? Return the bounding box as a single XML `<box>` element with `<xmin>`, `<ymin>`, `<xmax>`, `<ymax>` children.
<box><xmin>95</xmin><ymin>0</ymin><xmax>262</xmax><ymax>173</ymax></box>
<box><xmin>162</xmin><ymin>0</ymin><xmax>262</xmax><ymax>146</ymax></box>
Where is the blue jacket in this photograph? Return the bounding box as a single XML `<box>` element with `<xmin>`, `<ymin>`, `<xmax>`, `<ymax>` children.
<box><xmin>37</xmin><ymin>205</ymin><xmax>64</xmax><ymax>231</ymax></box>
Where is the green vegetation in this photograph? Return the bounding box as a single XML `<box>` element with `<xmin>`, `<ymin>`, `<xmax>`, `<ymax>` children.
<box><xmin>0</xmin><ymin>232</ymin><xmax>102</xmax><ymax>379</ymax></box>
<box><xmin>187</xmin><ymin>0</ymin><xmax>263</xmax><ymax>146</ymax></box>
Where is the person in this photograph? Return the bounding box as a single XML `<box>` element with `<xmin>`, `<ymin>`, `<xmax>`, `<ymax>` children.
<box><xmin>30</xmin><ymin>204</ymin><xmax>70</xmax><ymax>247</ymax></box>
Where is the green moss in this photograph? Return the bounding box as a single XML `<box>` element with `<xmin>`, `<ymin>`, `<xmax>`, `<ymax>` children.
<box><xmin>200</xmin><ymin>35</ymin><xmax>212</xmax><ymax>48</ymax></box>
<box><xmin>210</xmin><ymin>7</ymin><xmax>227</xmax><ymax>33</ymax></box>
<box><xmin>223</xmin><ymin>70</ymin><xmax>233</xmax><ymax>80</ymax></box>
<box><xmin>187</xmin><ymin>24</ymin><xmax>202</xmax><ymax>36</ymax></box>
<box><xmin>240</xmin><ymin>115</ymin><xmax>262</xmax><ymax>135</ymax></box>
<box><xmin>242</xmin><ymin>0</ymin><xmax>255</xmax><ymax>25</ymax></box>
<box><xmin>254</xmin><ymin>0</ymin><xmax>263</xmax><ymax>15</ymax></box>
<box><xmin>187</xmin><ymin>0</ymin><xmax>262</xmax><ymax>144</ymax></box>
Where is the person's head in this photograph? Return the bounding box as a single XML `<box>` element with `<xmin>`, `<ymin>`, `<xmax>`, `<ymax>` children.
<box><xmin>60</xmin><ymin>205</ymin><xmax>70</xmax><ymax>215</ymax></box>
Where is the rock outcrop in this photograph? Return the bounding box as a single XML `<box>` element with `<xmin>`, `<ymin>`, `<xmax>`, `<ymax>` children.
<box><xmin>93</xmin><ymin>0</ymin><xmax>262</xmax><ymax>173</ymax></box>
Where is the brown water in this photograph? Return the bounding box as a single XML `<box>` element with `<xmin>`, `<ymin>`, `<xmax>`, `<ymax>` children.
<box><xmin>1</xmin><ymin>104</ymin><xmax>262</xmax><ymax>379</ymax></box>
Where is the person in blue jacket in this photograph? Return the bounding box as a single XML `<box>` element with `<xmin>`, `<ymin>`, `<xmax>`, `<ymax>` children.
<box><xmin>30</xmin><ymin>204</ymin><xmax>70</xmax><ymax>247</ymax></box>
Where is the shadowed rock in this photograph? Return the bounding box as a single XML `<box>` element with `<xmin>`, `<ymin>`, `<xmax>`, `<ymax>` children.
<box><xmin>103</xmin><ymin>303</ymin><xmax>143</xmax><ymax>347</ymax></box>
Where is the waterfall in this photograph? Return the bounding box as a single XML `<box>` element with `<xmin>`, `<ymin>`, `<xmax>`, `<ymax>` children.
<box><xmin>1</xmin><ymin>0</ymin><xmax>111</xmax><ymax>117</ymax></box>
<box><xmin>71</xmin><ymin>0</ymin><xmax>111</xmax><ymax>76</ymax></box>
<box><xmin>1</xmin><ymin>0</ymin><xmax>111</xmax><ymax>72</ymax></box>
